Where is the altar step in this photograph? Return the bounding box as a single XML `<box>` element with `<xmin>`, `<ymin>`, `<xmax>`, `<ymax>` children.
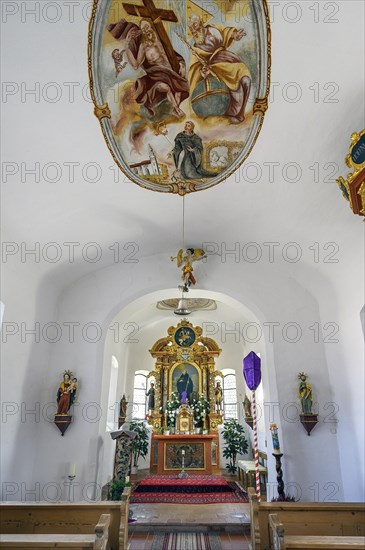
<box><xmin>129</xmin><ymin>520</ymin><xmax>250</xmax><ymax>535</ymax></box>
<box><xmin>128</xmin><ymin>503</ymin><xmax>250</xmax><ymax>534</ymax></box>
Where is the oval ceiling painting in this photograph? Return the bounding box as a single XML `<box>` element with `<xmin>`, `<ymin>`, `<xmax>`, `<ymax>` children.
<box><xmin>89</xmin><ymin>0</ymin><xmax>271</xmax><ymax>194</ymax></box>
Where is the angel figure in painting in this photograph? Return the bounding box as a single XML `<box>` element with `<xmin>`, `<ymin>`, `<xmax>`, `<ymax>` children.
<box><xmin>56</xmin><ymin>371</ymin><xmax>78</xmax><ymax>415</ymax></box>
<box><xmin>298</xmin><ymin>372</ymin><xmax>313</xmax><ymax>414</ymax></box>
<box><xmin>171</xmin><ymin>247</ymin><xmax>206</xmax><ymax>292</ymax></box>
<box><xmin>111</xmin><ymin>48</ymin><xmax>127</xmax><ymax>77</ymax></box>
<box><xmin>188</xmin><ymin>14</ymin><xmax>251</xmax><ymax>123</ymax></box>
<box><xmin>108</xmin><ymin>18</ymin><xmax>189</xmax><ymax>118</ymax></box>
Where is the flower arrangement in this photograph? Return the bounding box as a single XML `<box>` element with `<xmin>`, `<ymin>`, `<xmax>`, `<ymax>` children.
<box><xmin>222</xmin><ymin>418</ymin><xmax>248</xmax><ymax>474</ymax></box>
<box><xmin>165</xmin><ymin>392</ymin><xmax>180</xmax><ymax>427</ymax></box>
<box><xmin>191</xmin><ymin>394</ymin><xmax>210</xmax><ymax>427</ymax></box>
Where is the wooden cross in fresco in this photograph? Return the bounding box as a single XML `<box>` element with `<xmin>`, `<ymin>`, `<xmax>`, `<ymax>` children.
<box><xmin>122</xmin><ymin>0</ymin><xmax>180</xmax><ymax>73</ymax></box>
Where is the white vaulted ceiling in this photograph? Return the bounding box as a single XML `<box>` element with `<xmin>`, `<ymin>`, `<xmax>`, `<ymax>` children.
<box><xmin>1</xmin><ymin>0</ymin><xmax>364</xmax><ymax>292</ymax></box>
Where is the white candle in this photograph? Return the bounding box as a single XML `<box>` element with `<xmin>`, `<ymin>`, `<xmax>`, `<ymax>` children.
<box><xmin>125</xmin><ymin>476</ymin><xmax>130</xmax><ymax>483</ymax></box>
<box><xmin>69</xmin><ymin>462</ymin><xmax>76</xmax><ymax>477</ymax></box>
<box><xmin>181</xmin><ymin>450</ymin><xmax>185</xmax><ymax>456</ymax></box>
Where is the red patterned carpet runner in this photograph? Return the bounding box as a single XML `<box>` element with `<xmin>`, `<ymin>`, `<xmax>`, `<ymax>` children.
<box><xmin>151</xmin><ymin>532</ymin><xmax>222</xmax><ymax>550</ymax></box>
<box><xmin>131</xmin><ymin>475</ymin><xmax>248</xmax><ymax>504</ymax></box>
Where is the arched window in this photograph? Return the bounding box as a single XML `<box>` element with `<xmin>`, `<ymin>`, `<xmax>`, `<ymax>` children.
<box><xmin>106</xmin><ymin>355</ymin><xmax>119</xmax><ymax>431</ymax></box>
<box><xmin>132</xmin><ymin>370</ymin><xmax>148</xmax><ymax>419</ymax></box>
<box><xmin>222</xmin><ymin>369</ymin><xmax>238</xmax><ymax>420</ymax></box>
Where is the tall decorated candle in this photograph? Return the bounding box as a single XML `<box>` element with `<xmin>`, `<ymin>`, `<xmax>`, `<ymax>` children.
<box><xmin>270</xmin><ymin>424</ymin><xmax>281</xmax><ymax>454</ymax></box>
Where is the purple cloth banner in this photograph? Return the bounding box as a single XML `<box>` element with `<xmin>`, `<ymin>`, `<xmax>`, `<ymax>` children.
<box><xmin>243</xmin><ymin>352</ymin><xmax>261</xmax><ymax>390</ymax></box>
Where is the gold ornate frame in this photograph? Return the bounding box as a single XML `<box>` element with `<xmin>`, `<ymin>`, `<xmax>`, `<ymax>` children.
<box><xmin>169</xmin><ymin>360</ymin><xmax>202</xmax><ymax>397</ymax></box>
<box><xmin>88</xmin><ymin>0</ymin><xmax>272</xmax><ymax>195</ymax></box>
<box><xmin>337</xmin><ymin>129</ymin><xmax>365</xmax><ymax>216</ymax></box>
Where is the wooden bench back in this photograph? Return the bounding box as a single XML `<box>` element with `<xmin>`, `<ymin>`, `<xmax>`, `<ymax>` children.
<box><xmin>248</xmin><ymin>488</ymin><xmax>365</xmax><ymax>550</ymax></box>
<box><xmin>269</xmin><ymin>513</ymin><xmax>365</xmax><ymax>550</ymax></box>
<box><xmin>0</xmin><ymin>488</ymin><xmax>130</xmax><ymax>550</ymax></box>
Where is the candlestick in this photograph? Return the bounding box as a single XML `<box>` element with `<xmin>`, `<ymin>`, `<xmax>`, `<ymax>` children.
<box><xmin>178</xmin><ymin>448</ymin><xmax>188</xmax><ymax>479</ymax></box>
<box><xmin>67</xmin><ymin>475</ymin><xmax>76</xmax><ymax>502</ymax></box>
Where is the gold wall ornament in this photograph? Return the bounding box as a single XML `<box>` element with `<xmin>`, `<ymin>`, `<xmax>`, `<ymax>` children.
<box><xmin>88</xmin><ymin>0</ymin><xmax>271</xmax><ymax>194</ymax></box>
<box><xmin>94</xmin><ymin>103</ymin><xmax>111</xmax><ymax>120</ymax></box>
<box><xmin>336</xmin><ymin>129</ymin><xmax>365</xmax><ymax>217</ymax></box>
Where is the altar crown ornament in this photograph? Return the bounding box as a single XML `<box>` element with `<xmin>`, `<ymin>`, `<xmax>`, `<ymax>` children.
<box><xmin>298</xmin><ymin>372</ymin><xmax>308</xmax><ymax>379</ymax></box>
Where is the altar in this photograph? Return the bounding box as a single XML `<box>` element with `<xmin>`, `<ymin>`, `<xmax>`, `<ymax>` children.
<box><xmin>146</xmin><ymin>320</ymin><xmax>224</xmax><ymax>474</ymax></box>
<box><xmin>150</xmin><ymin>434</ymin><xmax>220</xmax><ymax>475</ymax></box>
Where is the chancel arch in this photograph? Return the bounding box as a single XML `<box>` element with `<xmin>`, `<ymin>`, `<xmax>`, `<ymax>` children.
<box><xmin>96</xmin><ymin>288</ymin><xmax>276</xmax><ymax>487</ymax></box>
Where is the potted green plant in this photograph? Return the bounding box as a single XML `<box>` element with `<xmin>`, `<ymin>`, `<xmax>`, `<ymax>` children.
<box><xmin>109</xmin><ymin>479</ymin><xmax>131</xmax><ymax>500</ymax></box>
<box><xmin>222</xmin><ymin>418</ymin><xmax>248</xmax><ymax>474</ymax></box>
<box><xmin>129</xmin><ymin>420</ymin><xmax>149</xmax><ymax>474</ymax></box>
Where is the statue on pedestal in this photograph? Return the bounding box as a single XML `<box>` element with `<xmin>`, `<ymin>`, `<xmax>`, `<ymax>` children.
<box><xmin>214</xmin><ymin>381</ymin><xmax>223</xmax><ymax>413</ymax></box>
<box><xmin>298</xmin><ymin>372</ymin><xmax>313</xmax><ymax>414</ymax></box>
<box><xmin>146</xmin><ymin>383</ymin><xmax>155</xmax><ymax>412</ymax></box>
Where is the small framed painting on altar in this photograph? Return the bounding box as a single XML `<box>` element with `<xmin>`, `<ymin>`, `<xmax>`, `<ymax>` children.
<box><xmin>165</xmin><ymin>442</ymin><xmax>205</xmax><ymax>470</ymax></box>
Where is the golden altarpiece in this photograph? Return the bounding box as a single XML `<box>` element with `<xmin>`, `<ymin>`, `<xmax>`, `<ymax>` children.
<box><xmin>147</xmin><ymin>320</ymin><xmax>224</xmax><ymax>474</ymax></box>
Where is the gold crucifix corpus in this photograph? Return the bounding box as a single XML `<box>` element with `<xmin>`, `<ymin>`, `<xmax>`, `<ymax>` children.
<box><xmin>122</xmin><ymin>0</ymin><xmax>180</xmax><ymax>73</ymax></box>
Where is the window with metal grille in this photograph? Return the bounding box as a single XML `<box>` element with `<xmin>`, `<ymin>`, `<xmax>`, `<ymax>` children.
<box><xmin>106</xmin><ymin>355</ymin><xmax>119</xmax><ymax>431</ymax></box>
<box><xmin>132</xmin><ymin>371</ymin><xmax>148</xmax><ymax>419</ymax></box>
<box><xmin>223</xmin><ymin>373</ymin><xmax>238</xmax><ymax>419</ymax></box>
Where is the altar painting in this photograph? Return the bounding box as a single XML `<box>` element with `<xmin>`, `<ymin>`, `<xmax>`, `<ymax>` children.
<box><xmin>89</xmin><ymin>0</ymin><xmax>271</xmax><ymax>194</ymax></box>
<box><xmin>170</xmin><ymin>362</ymin><xmax>200</xmax><ymax>403</ymax></box>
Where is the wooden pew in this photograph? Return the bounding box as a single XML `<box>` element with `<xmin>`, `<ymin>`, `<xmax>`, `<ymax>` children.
<box><xmin>248</xmin><ymin>488</ymin><xmax>365</xmax><ymax>550</ymax></box>
<box><xmin>0</xmin><ymin>487</ymin><xmax>131</xmax><ymax>550</ymax></box>
<box><xmin>0</xmin><ymin>513</ymin><xmax>110</xmax><ymax>549</ymax></box>
<box><xmin>269</xmin><ymin>513</ymin><xmax>365</xmax><ymax>550</ymax></box>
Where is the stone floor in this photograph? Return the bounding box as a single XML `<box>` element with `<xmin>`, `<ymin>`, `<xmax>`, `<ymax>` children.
<box><xmin>128</xmin><ymin>469</ymin><xmax>251</xmax><ymax>547</ymax></box>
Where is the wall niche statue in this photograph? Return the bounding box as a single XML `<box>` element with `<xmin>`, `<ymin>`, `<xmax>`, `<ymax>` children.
<box><xmin>54</xmin><ymin>370</ymin><xmax>78</xmax><ymax>436</ymax></box>
<box><xmin>298</xmin><ymin>372</ymin><xmax>318</xmax><ymax>436</ymax></box>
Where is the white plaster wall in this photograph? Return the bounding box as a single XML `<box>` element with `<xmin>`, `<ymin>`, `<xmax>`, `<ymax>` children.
<box><xmin>0</xmin><ymin>254</ymin><xmax>58</xmax><ymax>501</ymax></box>
<box><xmin>20</xmin><ymin>253</ymin><xmax>348</xmax><ymax>502</ymax></box>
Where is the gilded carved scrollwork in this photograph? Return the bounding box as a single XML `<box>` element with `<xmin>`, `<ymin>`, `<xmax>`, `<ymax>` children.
<box><xmin>147</xmin><ymin>320</ymin><xmax>223</xmax><ymax>433</ymax></box>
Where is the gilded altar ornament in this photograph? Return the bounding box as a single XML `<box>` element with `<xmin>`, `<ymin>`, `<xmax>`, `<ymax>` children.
<box><xmin>54</xmin><ymin>370</ymin><xmax>78</xmax><ymax>436</ymax></box>
<box><xmin>171</xmin><ymin>248</ymin><xmax>205</xmax><ymax>292</ymax></box>
<box><xmin>298</xmin><ymin>372</ymin><xmax>318</xmax><ymax>436</ymax></box>
<box><xmin>88</xmin><ymin>0</ymin><xmax>271</xmax><ymax>194</ymax></box>
<box><xmin>337</xmin><ymin>129</ymin><xmax>365</xmax><ymax>217</ymax></box>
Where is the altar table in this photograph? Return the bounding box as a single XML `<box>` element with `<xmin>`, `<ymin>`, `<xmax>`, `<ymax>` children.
<box><xmin>150</xmin><ymin>434</ymin><xmax>220</xmax><ymax>475</ymax></box>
